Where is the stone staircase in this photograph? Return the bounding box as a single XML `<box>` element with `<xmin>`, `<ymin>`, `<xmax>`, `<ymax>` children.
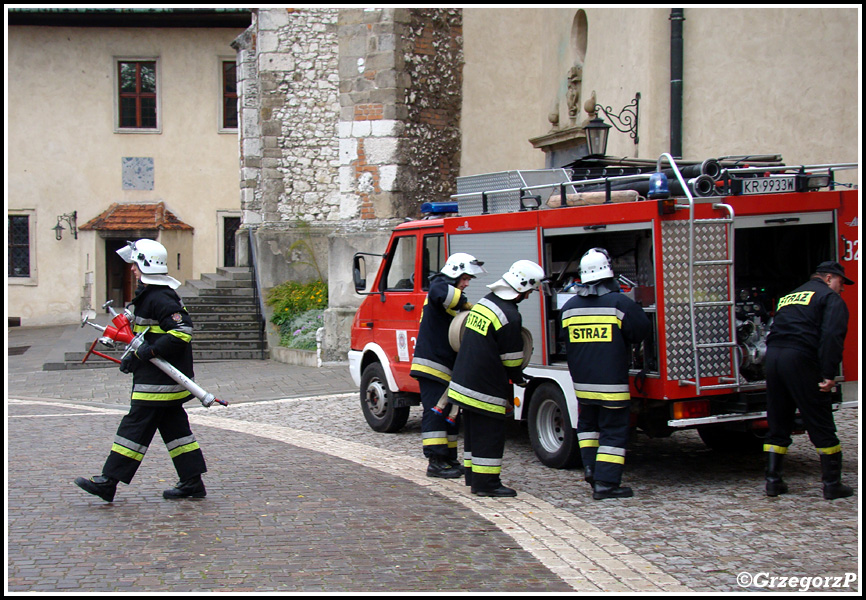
<box><xmin>55</xmin><ymin>267</ymin><xmax>267</xmax><ymax>369</ymax></box>
<box><xmin>178</xmin><ymin>266</ymin><xmax>268</xmax><ymax>360</ymax></box>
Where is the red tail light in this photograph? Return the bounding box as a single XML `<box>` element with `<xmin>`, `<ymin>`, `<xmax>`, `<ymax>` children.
<box><xmin>672</xmin><ymin>400</ymin><xmax>710</xmax><ymax>420</ymax></box>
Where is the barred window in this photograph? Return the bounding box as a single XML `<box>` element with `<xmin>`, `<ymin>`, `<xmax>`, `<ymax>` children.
<box><xmin>8</xmin><ymin>215</ymin><xmax>30</xmax><ymax>278</ymax></box>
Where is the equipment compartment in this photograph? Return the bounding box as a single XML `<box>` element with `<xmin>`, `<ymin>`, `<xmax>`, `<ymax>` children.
<box><xmin>543</xmin><ymin>223</ymin><xmax>658</xmax><ymax>375</ymax></box>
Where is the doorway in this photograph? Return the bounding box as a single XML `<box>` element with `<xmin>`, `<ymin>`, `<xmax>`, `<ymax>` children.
<box><xmin>223</xmin><ymin>215</ymin><xmax>241</xmax><ymax>267</ymax></box>
<box><xmin>105</xmin><ymin>239</ymin><xmax>138</xmax><ymax>310</ymax></box>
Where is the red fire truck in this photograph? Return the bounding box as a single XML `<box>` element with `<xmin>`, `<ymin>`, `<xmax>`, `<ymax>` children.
<box><xmin>349</xmin><ymin>154</ymin><xmax>858</xmax><ymax>468</ymax></box>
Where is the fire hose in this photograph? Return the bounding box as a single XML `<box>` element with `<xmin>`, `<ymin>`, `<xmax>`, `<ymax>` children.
<box><xmin>82</xmin><ymin>301</ymin><xmax>228</xmax><ymax>408</ymax></box>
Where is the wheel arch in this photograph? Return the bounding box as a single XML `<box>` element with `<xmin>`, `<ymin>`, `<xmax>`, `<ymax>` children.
<box><xmin>359</xmin><ymin>343</ymin><xmax>399</xmax><ymax>392</ymax></box>
<box><xmin>520</xmin><ymin>368</ymin><xmax>578</xmax><ymax>428</ymax></box>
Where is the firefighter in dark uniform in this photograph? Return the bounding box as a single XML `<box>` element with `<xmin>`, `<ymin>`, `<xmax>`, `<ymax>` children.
<box><xmin>410</xmin><ymin>253</ymin><xmax>486</xmax><ymax>478</ymax></box>
<box><xmin>763</xmin><ymin>261</ymin><xmax>854</xmax><ymax>500</ymax></box>
<box><xmin>75</xmin><ymin>239</ymin><xmax>208</xmax><ymax>502</ymax></box>
<box><xmin>561</xmin><ymin>248</ymin><xmax>651</xmax><ymax>500</ymax></box>
<box><xmin>447</xmin><ymin>260</ymin><xmax>544</xmax><ymax>497</ymax></box>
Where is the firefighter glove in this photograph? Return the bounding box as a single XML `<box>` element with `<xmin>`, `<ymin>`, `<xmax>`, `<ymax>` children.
<box><xmin>135</xmin><ymin>341</ymin><xmax>158</xmax><ymax>360</ymax></box>
<box><xmin>119</xmin><ymin>353</ymin><xmax>140</xmax><ymax>374</ymax></box>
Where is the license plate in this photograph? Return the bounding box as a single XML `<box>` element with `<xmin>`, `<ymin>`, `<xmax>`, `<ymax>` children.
<box><xmin>738</xmin><ymin>176</ymin><xmax>796</xmax><ymax>195</ymax></box>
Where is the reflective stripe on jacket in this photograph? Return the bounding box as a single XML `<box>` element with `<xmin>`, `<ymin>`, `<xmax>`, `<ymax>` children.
<box><xmin>767</xmin><ymin>277</ymin><xmax>849</xmax><ymax>380</ymax></box>
<box><xmin>411</xmin><ymin>276</ymin><xmax>470</xmax><ymax>385</ymax></box>
<box><xmin>127</xmin><ymin>284</ymin><xmax>195</xmax><ymax>406</ymax></box>
<box><xmin>447</xmin><ymin>293</ymin><xmax>524</xmax><ymax>419</ymax></box>
<box><xmin>561</xmin><ymin>288</ymin><xmax>650</xmax><ymax>408</ymax></box>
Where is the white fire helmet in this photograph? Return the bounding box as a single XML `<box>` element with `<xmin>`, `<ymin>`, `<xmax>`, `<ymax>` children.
<box><xmin>117</xmin><ymin>239</ymin><xmax>168</xmax><ymax>274</ymax></box>
<box><xmin>441</xmin><ymin>252</ymin><xmax>487</xmax><ymax>279</ymax></box>
<box><xmin>489</xmin><ymin>259</ymin><xmax>545</xmax><ymax>300</ymax></box>
<box><xmin>580</xmin><ymin>248</ymin><xmax>614</xmax><ymax>284</ymax></box>
<box><xmin>117</xmin><ymin>239</ymin><xmax>181</xmax><ymax>289</ymax></box>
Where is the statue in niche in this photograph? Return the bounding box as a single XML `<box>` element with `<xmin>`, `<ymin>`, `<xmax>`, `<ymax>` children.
<box><xmin>566</xmin><ymin>63</ymin><xmax>583</xmax><ymax>121</ymax></box>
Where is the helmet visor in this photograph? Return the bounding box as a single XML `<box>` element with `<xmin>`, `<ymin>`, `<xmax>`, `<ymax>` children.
<box><xmin>116</xmin><ymin>241</ymin><xmax>136</xmax><ymax>264</ymax></box>
<box><xmin>466</xmin><ymin>258</ymin><xmax>487</xmax><ymax>276</ymax></box>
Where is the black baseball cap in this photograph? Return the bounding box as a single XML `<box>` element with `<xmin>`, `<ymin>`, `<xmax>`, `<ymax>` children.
<box><xmin>816</xmin><ymin>261</ymin><xmax>854</xmax><ymax>285</ymax></box>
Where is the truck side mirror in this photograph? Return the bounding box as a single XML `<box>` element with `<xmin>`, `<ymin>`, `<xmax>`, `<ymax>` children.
<box><xmin>353</xmin><ymin>255</ymin><xmax>367</xmax><ymax>292</ymax></box>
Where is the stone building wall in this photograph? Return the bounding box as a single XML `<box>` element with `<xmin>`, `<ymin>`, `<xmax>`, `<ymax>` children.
<box><xmin>234</xmin><ymin>8</ymin><xmax>342</xmax><ymax>230</ymax></box>
<box><xmin>402</xmin><ymin>9</ymin><xmax>463</xmax><ymax>208</ymax></box>
<box><xmin>233</xmin><ymin>8</ymin><xmax>463</xmax><ymax>362</ymax></box>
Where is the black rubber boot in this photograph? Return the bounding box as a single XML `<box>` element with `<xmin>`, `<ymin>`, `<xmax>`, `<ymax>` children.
<box><xmin>74</xmin><ymin>475</ymin><xmax>118</xmax><ymax>502</ymax></box>
<box><xmin>820</xmin><ymin>453</ymin><xmax>854</xmax><ymax>500</ymax></box>
<box><xmin>446</xmin><ymin>457</ymin><xmax>465</xmax><ymax>475</ymax></box>
<box><xmin>426</xmin><ymin>457</ymin><xmax>462</xmax><ymax>479</ymax></box>
<box><xmin>593</xmin><ymin>481</ymin><xmax>634</xmax><ymax>500</ymax></box>
<box><xmin>472</xmin><ymin>485</ymin><xmax>517</xmax><ymax>498</ymax></box>
<box><xmin>163</xmin><ymin>475</ymin><xmax>207</xmax><ymax>499</ymax></box>
<box><xmin>584</xmin><ymin>465</ymin><xmax>595</xmax><ymax>486</ymax></box>
<box><xmin>765</xmin><ymin>452</ymin><xmax>788</xmax><ymax>497</ymax></box>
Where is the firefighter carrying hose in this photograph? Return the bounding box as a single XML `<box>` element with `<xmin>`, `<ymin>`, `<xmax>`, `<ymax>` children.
<box><xmin>561</xmin><ymin>248</ymin><xmax>651</xmax><ymax>500</ymax></box>
<box><xmin>447</xmin><ymin>259</ymin><xmax>544</xmax><ymax>497</ymax></box>
<box><xmin>410</xmin><ymin>253</ymin><xmax>486</xmax><ymax>478</ymax></box>
<box><xmin>74</xmin><ymin>239</ymin><xmax>209</xmax><ymax>502</ymax></box>
<box><xmin>763</xmin><ymin>261</ymin><xmax>854</xmax><ymax>500</ymax></box>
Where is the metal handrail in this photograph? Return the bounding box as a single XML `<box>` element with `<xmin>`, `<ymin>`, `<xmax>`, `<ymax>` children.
<box><xmin>448</xmin><ymin>162</ymin><xmax>857</xmax><ymax>203</ymax></box>
<box><xmin>247</xmin><ymin>227</ymin><xmax>267</xmax><ymax>360</ymax></box>
<box><xmin>714</xmin><ymin>203</ymin><xmax>740</xmax><ymax>390</ymax></box>
<box><xmin>722</xmin><ymin>163</ymin><xmax>857</xmax><ymax>175</ymax></box>
<box><xmin>657</xmin><ymin>153</ymin><xmax>704</xmax><ymax>393</ymax></box>
<box><xmin>448</xmin><ymin>173</ymin><xmax>654</xmax><ymax>201</ymax></box>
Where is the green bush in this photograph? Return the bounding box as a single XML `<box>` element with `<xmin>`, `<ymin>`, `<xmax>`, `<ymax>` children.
<box><xmin>266</xmin><ymin>279</ymin><xmax>327</xmax><ymax>325</ymax></box>
<box><xmin>266</xmin><ymin>279</ymin><xmax>328</xmax><ymax>349</ymax></box>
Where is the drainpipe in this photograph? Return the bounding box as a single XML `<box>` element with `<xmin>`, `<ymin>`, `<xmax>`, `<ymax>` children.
<box><xmin>670</xmin><ymin>8</ymin><xmax>684</xmax><ymax>159</ymax></box>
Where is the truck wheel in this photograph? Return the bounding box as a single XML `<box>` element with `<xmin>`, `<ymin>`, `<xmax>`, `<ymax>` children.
<box><xmin>697</xmin><ymin>425</ymin><xmax>765</xmax><ymax>453</ymax></box>
<box><xmin>528</xmin><ymin>382</ymin><xmax>582</xmax><ymax>469</ymax></box>
<box><xmin>360</xmin><ymin>362</ymin><xmax>410</xmax><ymax>433</ymax></box>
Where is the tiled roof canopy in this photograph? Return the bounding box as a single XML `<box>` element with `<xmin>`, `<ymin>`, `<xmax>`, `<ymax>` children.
<box><xmin>79</xmin><ymin>203</ymin><xmax>193</xmax><ymax>232</ymax></box>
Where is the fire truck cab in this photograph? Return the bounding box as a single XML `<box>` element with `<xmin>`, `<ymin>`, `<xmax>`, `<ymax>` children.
<box><xmin>349</xmin><ymin>153</ymin><xmax>858</xmax><ymax>469</ymax></box>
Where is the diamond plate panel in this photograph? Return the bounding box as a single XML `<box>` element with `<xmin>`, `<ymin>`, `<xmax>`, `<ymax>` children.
<box><xmin>662</xmin><ymin>221</ymin><xmax>733</xmax><ymax>381</ymax></box>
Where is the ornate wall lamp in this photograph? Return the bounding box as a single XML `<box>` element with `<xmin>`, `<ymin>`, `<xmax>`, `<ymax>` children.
<box><xmin>53</xmin><ymin>211</ymin><xmax>78</xmax><ymax>240</ymax></box>
<box><xmin>584</xmin><ymin>92</ymin><xmax>641</xmax><ymax>156</ymax></box>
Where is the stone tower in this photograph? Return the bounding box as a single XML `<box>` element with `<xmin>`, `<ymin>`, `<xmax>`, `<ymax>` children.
<box><xmin>232</xmin><ymin>8</ymin><xmax>463</xmax><ymax>361</ymax></box>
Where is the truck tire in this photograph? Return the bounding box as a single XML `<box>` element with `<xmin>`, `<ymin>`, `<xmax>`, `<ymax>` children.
<box><xmin>697</xmin><ymin>425</ymin><xmax>765</xmax><ymax>453</ymax></box>
<box><xmin>360</xmin><ymin>362</ymin><xmax>410</xmax><ymax>433</ymax></box>
<box><xmin>528</xmin><ymin>382</ymin><xmax>582</xmax><ymax>469</ymax></box>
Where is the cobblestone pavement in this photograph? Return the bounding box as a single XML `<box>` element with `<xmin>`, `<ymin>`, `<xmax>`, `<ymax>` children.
<box><xmin>5</xmin><ymin>323</ymin><xmax>861</xmax><ymax>593</ymax></box>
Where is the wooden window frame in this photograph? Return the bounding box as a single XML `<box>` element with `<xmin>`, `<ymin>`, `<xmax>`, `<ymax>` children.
<box><xmin>220</xmin><ymin>58</ymin><xmax>239</xmax><ymax>132</ymax></box>
<box><xmin>114</xmin><ymin>57</ymin><xmax>161</xmax><ymax>134</ymax></box>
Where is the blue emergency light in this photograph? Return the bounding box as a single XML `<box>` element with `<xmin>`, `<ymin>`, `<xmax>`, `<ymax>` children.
<box><xmin>648</xmin><ymin>171</ymin><xmax>670</xmax><ymax>199</ymax></box>
<box><xmin>421</xmin><ymin>202</ymin><xmax>459</xmax><ymax>215</ymax></box>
